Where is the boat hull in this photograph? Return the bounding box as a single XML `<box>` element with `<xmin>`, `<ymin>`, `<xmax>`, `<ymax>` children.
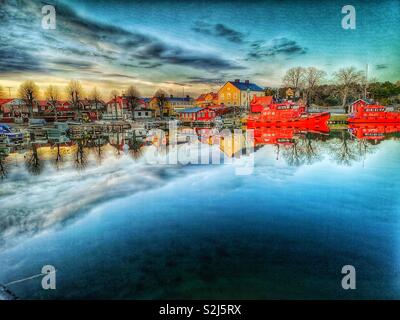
<box><xmin>348</xmin><ymin>112</ymin><xmax>400</xmax><ymax>123</ymax></box>
<box><xmin>246</xmin><ymin>112</ymin><xmax>330</xmax><ymax>129</ymax></box>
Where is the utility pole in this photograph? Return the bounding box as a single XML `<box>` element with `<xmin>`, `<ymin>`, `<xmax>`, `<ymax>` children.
<box><xmin>6</xmin><ymin>87</ymin><xmax>12</xmax><ymax>98</ymax></box>
<box><xmin>364</xmin><ymin>64</ymin><xmax>368</xmax><ymax>100</ymax></box>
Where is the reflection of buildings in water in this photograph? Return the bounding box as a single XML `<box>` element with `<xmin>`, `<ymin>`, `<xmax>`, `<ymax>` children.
<box><xmin>253</xmin><ymin>127</ymin><xmax>327</xmax><ymax>165</ymax></box>
<box><xmin>349</xmin><ymin>124</ymin><xmax>400</xmax><ymax>144</ymax></box>
<box><xmin>1</xmin><ymin>124</ymin><xmax>399</xmax><ymax>174</ymax></box>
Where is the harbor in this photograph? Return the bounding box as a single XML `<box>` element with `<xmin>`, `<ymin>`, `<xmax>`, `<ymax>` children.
<box><xmin>1</xmin><ymin>0</ymin><xmax>400</xmax><ymax>302</ymax></box>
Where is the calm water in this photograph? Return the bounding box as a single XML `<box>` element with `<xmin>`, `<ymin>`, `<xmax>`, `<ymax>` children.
<box><xmin>1</xmin><ymin>127</ymin><xmax>400</xmax><ymax>299</ymax></box>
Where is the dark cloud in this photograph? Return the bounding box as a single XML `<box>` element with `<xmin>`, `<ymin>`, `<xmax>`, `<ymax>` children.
<box><xmin>214</xmin><ymin>24</ymin><xmax>244</xmax><ymax>43</ymax></box>
<box><xmin>0</xmin><ymin>0</ymin><xmax>243</xmax><ymax>77</ymax></box>
<box><xmin>132</xmin><ymin>42</ymin><xmax>244</xmax><ymax>70</ymax></box>
<box><xmin>51</xmin><ymin>59</ymin><xmax>95</xmax><ymax>69</ymax></box>
<box><xmin>248</xmin><ymin>38</ymin><xmax>307</xmax><ymax>59</ymax></box>
<box><xmin>0</xmin><ymin>47</ymin><xmax>43</xmax><ymax>72</ymax></box>
<box><xmin>103</xmin><ymin>73</ymin><xmax>137</xmax><ymax>80</ymax></box>
<box><xmin>375</xmin><ymin>64</ymin><xmax>388</xmax><ymax>70</ymax></box>
<box><xmin>192</xmin><ymin>22</ymin><xmax>245</xmax><ymax>43</ymax></box>
<box><xmin>186</xmin><ymin>76</ymin><xmax>226</xmax><ymax>85</ymax></box>
<box><xmin>121</xmin><ymin>61</ymin><xmax>163</xmax><ymax>69</ymax></box>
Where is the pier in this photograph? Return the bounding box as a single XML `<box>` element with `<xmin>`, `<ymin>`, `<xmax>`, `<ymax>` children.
<box><xmin>0</xmin><ymin>284</ymin><xmax>18</xmax><ymax>300</ymax></box>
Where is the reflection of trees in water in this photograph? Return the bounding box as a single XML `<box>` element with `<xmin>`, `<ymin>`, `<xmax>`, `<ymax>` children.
<box><xmin>0</xmin><ymin>156</ymin><xmax>7</xmax><ymax>179</ymax></box>
<box><xmin>281</xmin><ymin>141</ymin><xmax>302</xmax><ymax>167</ymax></box>
<box><xmin>280</xmin><ymin>134</ymin><xmax>323</xmax><ymax>166</ymax></box>
<box><xmin>95</xmin><ymin>142</ymin><xmax>104</xmax><ymax>165</ymax></box>
<box><xmin>128</xmin><ymin>131</ymin><xmax>144</xmax><ymax>160</ymax></box>
<box><xmin>52</xmin><ymin>144</ymin><xmax>63</xmax><ymax>170</ymax></box>
<box><xmin>356</xmin><ymin>139</ymin><xmax>374</xmax><ymax>164</ymax></box>
<box><xmin>329</xmin><ymin>130</ymin><xmax>374</xmax><ymax>166</ymax></box>
<box><xmin>111</xmin><ymin>132</ymin><xmax>122</xmax><ymax>158</ymax></box>
<box><xmin>277</xmin><ymin>130</ymin><xmax>382</xmax><ymax>167</ymax></box>
<box><xmin>89</xmin><ymin>137</ymin><xmax>107</xmax><ymax>165</ymax></box>
<box><xmin>25</xmin><ymin>144</ymin><xmax>43</xmax><ymax>175</ymax></box>
<box><xmin>75</xmin><ymin>139</ymin><xmax>88</xmax><ymax>170</ymax></box>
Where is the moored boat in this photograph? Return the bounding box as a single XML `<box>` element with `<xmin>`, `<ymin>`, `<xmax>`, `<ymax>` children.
<box><xmin>348</xmin><ymin>99</ymin><xmax>400</xmax><ymax>123</ymax></box>
<box><xmin>246</xmin><ymin>101</ymin><xmax>330</xmax><ymax>129</ymax></box>
<box><xmin>0</xmin><ymin>123</ymin><xmax>24</xmax><ymax>145</ymax></box>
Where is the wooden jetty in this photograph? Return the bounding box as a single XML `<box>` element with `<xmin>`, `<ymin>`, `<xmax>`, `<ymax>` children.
<box><xmin>69</xmin><ymin>121</ymin><xmax>131</xmax><ymax>135</ymax></box>
<box><xmin>0</xmin><ymin>284</ymin><xmax>18</xmax><ymax>300</ymax></box>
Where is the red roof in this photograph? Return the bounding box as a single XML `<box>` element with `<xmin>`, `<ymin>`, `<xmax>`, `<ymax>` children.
<box><xmin>196</xmin><ymin>93</ymin><xmax>218</xmax><ymax>102</ymax></box>
<box><xmin>251</xmin><ymin>96</ymin><xmax>273</xmax><ymax>105</ymax></box>
<box><xmin>0</xmin><ymin>98</ymin><xmax>13</xmax><ymax>106</ymax></box>
<box><xmin>196</xmin><ymin>94</ymin><xmax>207</xmax><ymax>102</ymax></box>
<box><xmin>209</xmin><ymin>93</ymin><xmax>218</xmax><ymax>100</ymax></box>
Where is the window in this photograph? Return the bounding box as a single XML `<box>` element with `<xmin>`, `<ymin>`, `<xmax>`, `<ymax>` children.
<box><xmin>138</xmin><ymin>112</ymin><xmax>141</xmax><ymax>116</ymax></box>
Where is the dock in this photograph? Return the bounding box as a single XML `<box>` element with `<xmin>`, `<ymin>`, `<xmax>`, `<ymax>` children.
<box><xmin>0</xmin><ymin>284</ymin><xmax>18</xmax><ymax>300</ymax></box>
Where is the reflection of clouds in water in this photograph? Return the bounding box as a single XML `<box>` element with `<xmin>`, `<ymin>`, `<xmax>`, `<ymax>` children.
<box><xmin>0</xmin><ymin>151</ymin><xmax>188</xmax><ymax>249</ymax></box>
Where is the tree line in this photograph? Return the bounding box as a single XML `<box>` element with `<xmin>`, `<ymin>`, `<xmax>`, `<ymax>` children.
<box><xmin>0</xmin><ymin>81</ymin><xmax>170</xmax><ymax>120</ymax></box>
<box><xmin>275</xmin><ymin>66</ymin><xmax>400</xmax><ymax>111</ymax></box>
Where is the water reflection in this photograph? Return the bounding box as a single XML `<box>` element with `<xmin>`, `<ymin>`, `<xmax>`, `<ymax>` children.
<box><xmin>1</xmin><ymin>123</ymin><xmax>400</xmax><ymax>299</ymax></box>
<box><xmin>1</xmin><ymin>124</ymin><xmax>400</xmax><ymax>179</ymax></box>
<box><xmin>1</xmin><ymin>124</ymin><xmax>399</xmax><ymax>246</ymax></box>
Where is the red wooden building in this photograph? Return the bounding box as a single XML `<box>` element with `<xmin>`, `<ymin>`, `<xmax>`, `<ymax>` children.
<box><xmin>178</xmin><ymin>107</ymin><xmax>216</xmax><ymax>122</ymax></box>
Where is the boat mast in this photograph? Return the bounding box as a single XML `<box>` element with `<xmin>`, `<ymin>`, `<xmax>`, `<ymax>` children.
<box><xmin>364</xmin><ymin>64</ymin><xmax>368</xmax><ymax>100</ymax></box>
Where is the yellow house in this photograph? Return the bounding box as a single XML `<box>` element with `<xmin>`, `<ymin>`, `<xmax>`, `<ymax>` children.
<box><xmin>218</xmin><ymin>79</ymin><xmax>264</xmax><ymax>107</ymax></box>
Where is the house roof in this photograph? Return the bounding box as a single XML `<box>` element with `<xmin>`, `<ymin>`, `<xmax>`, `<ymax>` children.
<box><xmin>228</xmin><ymin>81</ymin><xmax>263</xmax><ymax>92</ymax></box>
<box><xmin>1</xmin><ymin>98</ymin><xmax>25</xmax><ymax>106</ymax></box>
<box><xmin>178</xmin><ymin>107</ymin><xmax>204</xmax><ymax>113</ymax></box>
<box><xmin>169</xmin><ymin>97</ymin><xmax>193</xmax><ymax>102</ymax></box>
<box><xmin>196</xmin><ymin>94</ymin><xmax>207</xmax><ymax>102</ymax></box>
<box><xmin>252</xmin><ymin>96</ymin><xmax>273</xmax><ymax>105</ymax></box>
<box><xmin>351</xmin><ymin>99</ymin><xmax>370</xmax><ymax>105</ymax></box>
<box><xmin>0</xmin><ymin>99</ymin><xmax>13</xmax><ymax>106</ymax></box>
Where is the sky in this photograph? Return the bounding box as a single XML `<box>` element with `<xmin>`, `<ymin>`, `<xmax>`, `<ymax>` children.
<box><xmin>0</xmin><ymin>0</ymin><xmax>399</xmax><ymax>98</ymax></box>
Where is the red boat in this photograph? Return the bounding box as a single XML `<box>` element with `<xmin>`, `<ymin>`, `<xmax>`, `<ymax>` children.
<box><xmin>253</xmin><ymin>125</ymin><xmax>330</xmax><ymax>146</ymax></box>
<box><xmin>348</xmin><ymin>123</ymin><xmax>400</xmax><ymax>141</ymax></box>
<box><xmin>348</xmin><ymin>99</ymin><xmax>400</xmax><ymax>123</ymax></box>
<box><xmin>246</xmin><ymin>101</ymin><xmax>330</xmax><ymax>129</ymax></box>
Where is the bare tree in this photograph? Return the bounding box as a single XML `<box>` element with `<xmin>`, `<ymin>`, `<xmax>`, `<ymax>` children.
<box><xmin>154</xmin><ymin>89</ymin><xmax>168</xmax><ymax>119</ymax></box>
<box><xmin>18</xmin><ymin>80</ymin><xmax>40</xmax><ymax>118</ymax></box>
<box><xmin>125</xmin><ymin>85</ymin><xmax>141</xmax><ymax>119</ymax></box>
<box><xmin>45</xmin><ymin>85</ymin><xmax>61</xmax><ymax>122</ymax></box>
<box><xmin>334</xmin><ymin>67</ymin><xmax>364</xmax><ymax>112</ymax></box>
<box><xmin>90</xmin><ymin>87</ymin><xmax>102</xmax><ymax>120</ymax></box>
<box><xmin>66</xmin><ymin>80</ymin><xmax>84</xmax><ymax>119</ymax></box>
<box><xmin>283</xmin><ymin>67</ymin><xmax>305</xmax><ymax>99</ymax></box>
<box><xmin>303</xmin><ymin>67</ymin><xmax>326</xmax><ymax>106</ymax></box>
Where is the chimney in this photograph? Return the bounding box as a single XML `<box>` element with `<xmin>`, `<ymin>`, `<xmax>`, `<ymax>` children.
<box><xmin>234</xmin><ymin>79</ymin><xmax>240</xmax><ymax>83</ymax></box>
<box><xmin>170</xmin><ymin>94</ymin><xmax>173</xmax><ymax>98</ymax></box>
<box><xmin>245</xmin><ymin>80</ymin><xmax>249</xmax><ymax>84</ymax></box>
<box><xmin>186</xmin><ymin>95</ymin><xmax>190</xmax><ymax>98</ymax></box>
